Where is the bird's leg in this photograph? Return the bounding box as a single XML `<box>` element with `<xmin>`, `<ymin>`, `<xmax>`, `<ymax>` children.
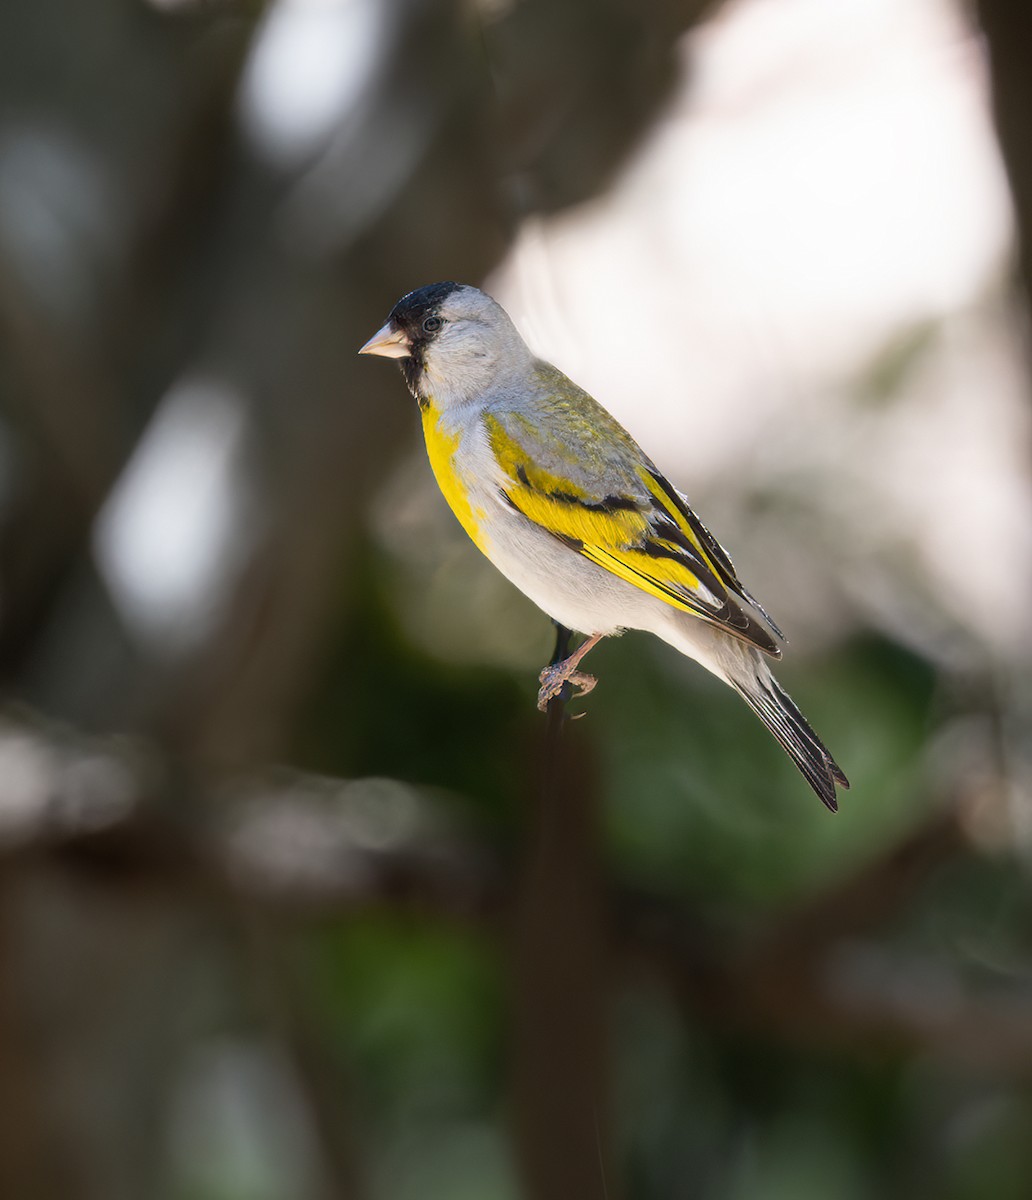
<box><xmin>549</xmin><ymin>622</ymin><xmax>573</xmax><ymax>667</ymax></box>
<box><xmin>537</xmin><ymin>629</ymin><xmax>604</xmax><ymax>712</ymax></box>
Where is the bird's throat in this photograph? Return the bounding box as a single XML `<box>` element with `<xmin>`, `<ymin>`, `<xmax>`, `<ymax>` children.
<box><xmin>400</xmin><ymin>348</ymin><xmax>427</xmax><ymax>403</ymax></box>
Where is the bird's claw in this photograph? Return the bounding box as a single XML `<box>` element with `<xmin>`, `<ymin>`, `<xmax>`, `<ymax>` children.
<box><xmin>536</xmin><ymin>665</ymin><xmax>597</xmax><ymax>712</ymax></box>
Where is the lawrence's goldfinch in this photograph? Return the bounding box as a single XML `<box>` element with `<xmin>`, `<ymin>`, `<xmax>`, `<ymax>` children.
<box><xmin>360</xmin><ymin>282</ymin><xmax>848</xmax><ymax>810</ymax></box>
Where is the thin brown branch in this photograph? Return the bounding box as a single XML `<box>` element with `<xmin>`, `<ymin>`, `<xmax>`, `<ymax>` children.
<box><xmin>510</xmin><ymin>669</ymin><xmax>617</xmax><ymax>1200</ymax></box>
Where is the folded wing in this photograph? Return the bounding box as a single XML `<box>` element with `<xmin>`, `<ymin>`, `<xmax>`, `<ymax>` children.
<box><xmin>484</xmin><ymin>400</ymin><xmax>783</xmax><ymax>657</ymax></box>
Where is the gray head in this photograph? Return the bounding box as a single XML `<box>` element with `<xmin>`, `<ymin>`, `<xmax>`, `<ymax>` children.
<box><xmin>359</xmin><ymin>282</ymin><xmax>533</xmax><ymax>407</ymax></box>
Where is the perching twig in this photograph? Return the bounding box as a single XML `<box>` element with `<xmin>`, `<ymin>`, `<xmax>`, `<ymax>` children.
<box><xmin>513</xmin><ymin>627</ymin><xmax>616</xmax><ymax>1200</ymax></box>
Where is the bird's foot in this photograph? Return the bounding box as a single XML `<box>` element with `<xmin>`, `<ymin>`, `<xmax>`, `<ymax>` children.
<box><xmin>536</xmin><ymin>664</ymin><xmax>597</xmax><ymax>712</ymax></box>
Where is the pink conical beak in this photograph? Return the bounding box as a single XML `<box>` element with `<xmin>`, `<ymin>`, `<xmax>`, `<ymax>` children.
<box><xmin>358</xmin><ymin>322</ymin><xmax>411</xmax><ymax>359</ymax></box>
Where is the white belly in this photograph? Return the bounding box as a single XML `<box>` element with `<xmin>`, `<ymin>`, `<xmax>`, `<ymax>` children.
<box><xmin>474</xmin><ymin>486</ymin><xmax>665</xmax><ymax>636</ymax></box>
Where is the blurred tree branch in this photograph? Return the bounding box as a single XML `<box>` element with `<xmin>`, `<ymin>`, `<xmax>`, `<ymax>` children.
<box><xmin>1</xmin><ymin>716</ymin><xmax>1023</xmax><ymax>1081</ymax></box>
<box><xmin>980</xmin><ymin>0</ymin><xmax>1032</xmax><ymax>349</ymax></box>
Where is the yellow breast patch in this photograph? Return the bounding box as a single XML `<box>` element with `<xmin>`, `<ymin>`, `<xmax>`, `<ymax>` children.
<box><xmin>421</xmin><ymin>402</ymin><xmax>489</xmax><ymax>555</ymax></box>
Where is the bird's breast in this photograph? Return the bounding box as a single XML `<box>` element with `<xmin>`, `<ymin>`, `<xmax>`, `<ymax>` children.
<box><xmin>420</xmin><ymin>401</ymin><xmax>491</xmax><ymax>555</ymax></box>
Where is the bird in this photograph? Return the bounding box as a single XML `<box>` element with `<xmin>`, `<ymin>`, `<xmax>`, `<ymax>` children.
<box><xmin>359</xmin><ymin>281</ymin><xmax>849</xmax><ymax>810</ymax></box>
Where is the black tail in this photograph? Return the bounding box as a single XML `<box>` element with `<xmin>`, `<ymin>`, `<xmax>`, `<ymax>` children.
<box><xmin>732</xmin><ymin>674</ymin><xmax>849</xmax><ymax>812</ymax></box>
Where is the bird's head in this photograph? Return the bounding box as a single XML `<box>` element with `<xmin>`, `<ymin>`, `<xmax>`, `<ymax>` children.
<box><xmin>359</xmin><ymin>282</ymin><xmax>532</xmax><ymax>407</ymax></box>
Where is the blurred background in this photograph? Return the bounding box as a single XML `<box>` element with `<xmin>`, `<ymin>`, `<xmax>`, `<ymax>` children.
<box><xmin>1</xmin><ymin>0</ymin><xmax>1031</xmax><ymax>1196</ymax></box>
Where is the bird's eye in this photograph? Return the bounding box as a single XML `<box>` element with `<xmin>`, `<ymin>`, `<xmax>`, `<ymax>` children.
<box><xmin>422</xmin><ymin>316</ymin><xmax>443</xmax><ymax>333</ymax></box>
